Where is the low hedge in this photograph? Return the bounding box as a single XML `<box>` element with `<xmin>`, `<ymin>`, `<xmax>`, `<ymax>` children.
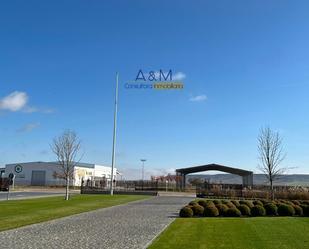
<box><xmin>180</xmin><ymin>198</ymin><xmax>309</xmax><ymax>218</ymax></box>
<box><xmin>179</xmin><ymin>206</ymin><xmax>193</xmax><ymax>217</ymax></box>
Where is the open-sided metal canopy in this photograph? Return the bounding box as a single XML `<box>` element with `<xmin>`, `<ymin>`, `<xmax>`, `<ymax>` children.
<box><xmin>176</xmin><ymin>163</ymin><xmax>253</xmax><ymax>190</ymax></box>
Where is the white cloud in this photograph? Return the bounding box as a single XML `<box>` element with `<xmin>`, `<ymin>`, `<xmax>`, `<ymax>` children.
<box><xmin>41</xmin><ymin>108</ymin><xmax>55</xmax><ymax>114</ymax></box>
<box><xmin>17</xmin><ymin>122</ymin><xmax>40</xmax><ymax>133</ymax></box>
<box><xmin>173</xmin><ymin>72</ymin><xmax>186</xmax><ymax>81</ymax></box>
<box><xmin>23</xmin><ymin>106</ymin><xmax>55</xmax><ymax>114</ymax></box>
<box><xmin>22</xmin><ymin>106</ymin><xmax>38</xmax><ymax>113</ymax></box>
<box><xmin>189</xmin><ymin>94</ymin><xmax>207</xmax><ymax>102</ymax></box>
<box><xmin>0</xmin><ymin>91</ymin><xmax>28</xmax><ymax>111</ymax></box>
<box><xmin>0</xmin><ymin>91</ymin><xmax>55</xmax><ymax>114</ymax></box>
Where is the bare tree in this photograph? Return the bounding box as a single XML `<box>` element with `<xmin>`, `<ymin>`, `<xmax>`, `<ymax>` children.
<box><xmin>51</xmin><ymin>130</ymin><xmax>82</xmax><ymax>200</ymax></box>
<box><xmin>258</xmin><ymin>127</ymin><xmax>286</xmax><ymax>200</ymax></box>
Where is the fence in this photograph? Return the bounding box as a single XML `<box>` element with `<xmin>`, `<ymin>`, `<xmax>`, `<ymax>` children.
<box><xmin>196</xmin><ymin>183</ymin><xmax>309</xmax><ymax>200</ymax></box>
<box><xmin>80</xmin><ymin>180</ymin><xmax>181</xmax><ymax>195</ymax></box>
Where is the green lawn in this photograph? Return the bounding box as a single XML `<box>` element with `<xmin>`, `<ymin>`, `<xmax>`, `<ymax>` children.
<box><xmin>0</xmin><ymin>194</ymin><xmax>149</xmax><ymax>231</ymax></box>
<box><xmin>149</xmin><ymin>217</ymin><xmax>309</xmax><ymax>249</ymax></box>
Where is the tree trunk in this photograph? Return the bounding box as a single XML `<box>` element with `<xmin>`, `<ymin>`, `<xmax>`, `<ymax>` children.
<box><xmin>65</xmin><ymin>176</ymin><xmax>70</xmax><ymax>200</ymax></box>
<box><xmin>270</xmin><ymin>180</ymin><xmax>274</xmax><ymax>200</ymax></box>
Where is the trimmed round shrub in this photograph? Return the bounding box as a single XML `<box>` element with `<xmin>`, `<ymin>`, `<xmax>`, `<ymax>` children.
<box><xmin>222</xmin><ymin>200</ymin><xmax>229</xmax><ymax>205</ymax></box>
<box><xmin>284</xmin><ymin>200</ymin><xmax>294</xmax><ymax>206</ymax></box>
<box><xmin>251</xmin><ymin>205</ymin><xmax>266</xmax><ymax>216</ymax></box>
<box><xmin>206</xmin><ymin>200</ymin><xmax>214</xmax><ymax>206</ymax></box>
<box><xmin>231</xmin><ymin>200</ymin><xmax>240</xmax><ymax>207</ymax></box>
<box><xmin>277</xmin><ymin>204</ymin><xmax>295</xmax><ymax>216</ymax></box>
<box><xmin>216</xmin><ymin>204</ymin><xmax>229</xmax><ymax>216</ymax></box>
<box><xmin>204</xmin><ymin>205</ymin><xmax>219</xmax><ymax>217</ymax></box>
<box><xmin>275</xmin><ymin>203</ymin><xmax>282</xmax><ymax>208</ymax></box>
<box><xmin>198</xmin><ymin>200</ymin><xmax>208</xmax><ymax>208</ymax></box>
<box><xmin>301</xmin><ymin>200</ymin><xmax>309</xmax><ymax>205</ymax></box>
<box><xmin>261</xmin><ymin>199</ymin><xmax>270</xmax><ymax>205</ymax></box>
<box><xmin>292</xmin><ymin>200</ymin><xmax>301</xmax><ymax>206</ymax></box>
<box><xmin>226</xmin><ymin>202</ymin><xmax>236</xmax><ymax>208</ymax></box>
<box><xmin>264</xmin><ymin>203</ymin><xmax>278</xmax><ymax>216</ymax></box>
<box><xmin>293</xmin><ymin>205</ymin><xmax>303</xmax><ymax>216</ymax></box>
<box><xmin>224</xmin><ymin>207</ymin><xmax>241</xmax><ymax>217</ymax></box>
<box><xmin>240</xmin><ymin>200</ymin><xmax>254</xmax><ymax>208</ymax></box>
<box><xmin>191</xmin><ymin>204</ymin><xmax>204</xmax><ymax>216</ymax></box>
<box><xmin>213</xmin><ymin>200</ymin><xmax>221</xmax><ymax>205</ymax></box>
<box><xmin>302</xmin><ymin>205</ymin><xmax>309</xmax><ymax>217</ymax></box>
<box><xmin>179</xmin><ymin>206</ymin><xmax>193</xmax><ymax>217</ymax></box>
<box><xmin>238</xmin><ymin>204</ymin><xmax>251</xmax><ymax>216</ymax></box>
<box><xmin>253</xmin><ymin>200</ymin><xmax>263</xmax><ymax>206</ymax></box>
<box><xmin>189</xmin><ymin>201</ymin><xmax>199</xmax><ymax>206</ymax></box>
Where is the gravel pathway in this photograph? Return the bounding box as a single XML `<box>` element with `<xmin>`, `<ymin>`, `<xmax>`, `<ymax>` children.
<box><xmin>0</xmin><ymin>196</ymin><xmax>192</xmax><ymax>249</ymax></box>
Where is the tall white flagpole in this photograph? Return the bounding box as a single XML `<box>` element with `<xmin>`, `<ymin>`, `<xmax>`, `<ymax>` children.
<box><xmin>110</xmin><ymin>72</ymin><xmax>119</xmax><ymax>196</ymax></box>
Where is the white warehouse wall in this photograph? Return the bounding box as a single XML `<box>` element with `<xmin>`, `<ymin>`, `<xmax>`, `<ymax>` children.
<box><xmin>5</xmin><ymin>162</ymin><xmax>68</xmax><ymax>186</ymax></box>
<box><xmin>4</xmin><ymin>162</ymin><xmax>118</xmax><ymax>187</ymax></box>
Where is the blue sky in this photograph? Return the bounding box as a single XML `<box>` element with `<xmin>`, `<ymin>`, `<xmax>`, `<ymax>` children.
<box><xmin>0</xmin><ymin>0</ymin><xmax>309</xmax><ymax>179</ymax></box>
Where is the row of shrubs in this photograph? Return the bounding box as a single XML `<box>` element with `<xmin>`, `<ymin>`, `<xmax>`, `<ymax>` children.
<box><xmin>198</xmin><ymin>189</ymin><xmax>309</xmax><ymax>201</ymax></box>
<box><xmin>179</xmin><ymin>198</ymin><xmax>309</xmax><ymax>218</ymax></box>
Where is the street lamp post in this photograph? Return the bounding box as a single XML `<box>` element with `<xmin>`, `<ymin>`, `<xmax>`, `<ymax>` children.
<box><xmin>110</xmin><ymin>72</ymin><xmax>119</xmax><ymax>196</ymax></box>
<box><xmin>141</xmin><ymin>159</ymin><xmax>146</xmax><ymax>190</ymax></box>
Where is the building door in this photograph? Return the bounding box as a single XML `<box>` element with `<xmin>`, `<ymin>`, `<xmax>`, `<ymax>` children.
<box><xmin>31</xmin><ymin>170</ymin><xmax>46</xmax><ymax>186</ymax></box>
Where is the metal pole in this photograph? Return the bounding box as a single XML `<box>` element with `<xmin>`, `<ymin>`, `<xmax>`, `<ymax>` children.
<box><xmin>7</xmin><ymin>185</ymin><xmax>10</xmax><ymax>201</ymax></box>
<box><xmin>110</xmin><ymin>72</ymin><xmax>119</xmax><ymax>196</ymax></box>
<box><xmin>142</xmin><ymin>161</ymin><xmax>144</xmax><ymax>181</ymax></box>
<box><xmin>141</xmin><ymin>159</ymin><xmax>146</xmax><ymax>190</ymax></box>
<box><xmin>12</xmin><ymin>175</ymin><xmax>15</xmax><ymax>190</ymax></box>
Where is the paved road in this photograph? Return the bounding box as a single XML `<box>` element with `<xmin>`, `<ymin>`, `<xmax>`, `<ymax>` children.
<box><xmin>0</xmin><ymin>196</ymin><xmax>192</xmax><ymax>249</ymax></box>
<box><xmin>0</xmin><ymin>191</ymin><xmax>64</xmax><ymax>201</ymax></box>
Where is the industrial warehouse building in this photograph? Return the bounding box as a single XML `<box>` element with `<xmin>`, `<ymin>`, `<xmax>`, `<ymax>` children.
<box><xmin>3</xmin><ymin>161</ymin><xmax>119</xmax><ymax>187</ymax></box>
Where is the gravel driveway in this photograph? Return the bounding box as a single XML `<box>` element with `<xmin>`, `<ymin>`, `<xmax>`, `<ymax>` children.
<box><xmin>0</xmin><ymin>196</ymin><xmax>192</xmax><ymax>249</ymax></box>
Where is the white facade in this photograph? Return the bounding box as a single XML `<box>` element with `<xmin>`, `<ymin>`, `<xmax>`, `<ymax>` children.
<box><xmin>4</xmin><ymin>162</ymin><xmax>118</xmax><ymax>187</ymax></box>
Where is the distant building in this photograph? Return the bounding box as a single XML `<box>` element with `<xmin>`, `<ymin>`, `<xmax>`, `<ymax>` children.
<box><xmin>3</xmin><ymin>161</ymin><xmax>119</xmax><ymax>187</ymax></box>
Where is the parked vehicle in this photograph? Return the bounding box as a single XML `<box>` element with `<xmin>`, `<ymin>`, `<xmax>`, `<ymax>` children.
<box><xmin>0</xmin><ymin>177</ymin><xmax>9</xmax><ymax>191</ymax></box>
